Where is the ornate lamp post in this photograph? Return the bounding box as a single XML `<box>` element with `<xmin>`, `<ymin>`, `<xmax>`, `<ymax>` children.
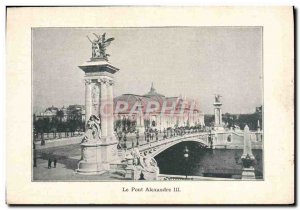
<box><xmin>117</xmin><ymin>131</ymin><xmax>122</xmax><ymax>142</ymax></box>
<box><xmin>163</xmin><ymin>128</ymin><xmax>166</xmax><ymax>139</ymax></box>
<box><xmin>183</xmin><ymin>146</ymin><xmax>189</xmax><ymax>179</ymax></box>
<box><xmin>208</xmin><ymin>130</ymin><xmax>214</xmax><ymax>149</ymax></box>
<box><xmin>136</xmin><ymin>131</ymin><xmax>139</xmax><ymax>146</ymax></box>
<box><xmin>123</xmin><ymin>132</ymin><xmax>127</xmax><ymax>150</ymax></box>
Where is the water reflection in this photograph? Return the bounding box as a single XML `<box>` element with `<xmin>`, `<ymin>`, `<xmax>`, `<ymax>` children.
<box><xmin>155</xmin><ymin>141</ymin><xmax>263</xmax><ymax>179</ymax></box>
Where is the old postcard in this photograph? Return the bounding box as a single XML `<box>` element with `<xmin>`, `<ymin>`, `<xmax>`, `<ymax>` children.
<box><xmin>6</xmin><ymin>6</ymin><xmax>294</xmax><ymax>204</ymax></box>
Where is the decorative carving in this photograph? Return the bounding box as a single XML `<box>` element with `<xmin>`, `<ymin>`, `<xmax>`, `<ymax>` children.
<box><xmin>92</xmin><ymin>84</ymin><xmax>100</xmax><ymax>107</ymax></box>
<box><xmin>85</xmin><ymin>79</ymin><xmax>92</xmax><ymax>85</ymax></box>
<box><xmin>100</xmin><ymin>78</ymin><xmax>109</xmax><ymax>84</ymax></box>
<box><xmin>111</xmin><ymin>146</ymin><xmax>117</xmax><ymax>157</ymax></box>
<box><xmin>108</xmin><ymin>79</ymin><xmax>114</xmax><ymax>86</ymax></box>
<box><xmin>87</xmin><ymin>33</ymin><xmax>115</xmax><ymax>60</ymax></box>
<box><xmin>82</xmin><ymin>147</ymin><xmax>87</xmax><ymax>161</ymax></box>
<box><xmin>82</xmin><ymin>115</ymin><xmax>102</xmax><ymax>143</ymax></box>
<box><xmin>130</xmin><ymin>148</ymin><xmax>159</xmax><ymax>173</ymax></box>
<box><xmin>97</xmin><ymin>78</ymin><xmax>114</xmax><ymax>87</ymax></box>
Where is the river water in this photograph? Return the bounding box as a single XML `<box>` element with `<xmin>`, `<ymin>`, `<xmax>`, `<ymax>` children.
<box><xmin>155</xmin><ymin>141</ymin><xmax>263</xmax><ymax>179</ymax></box>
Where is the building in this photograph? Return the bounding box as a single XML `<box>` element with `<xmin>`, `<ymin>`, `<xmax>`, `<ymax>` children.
<box><xmin>35</xmin><ymin>105</ymin><xmax>85</xmax><ymax>123</ymax></box>
<box><xmin>35</xmin><ymin>105</ymin><xmax>59</xmax><ymax>121</ymax></box>
<box><xmin>113</xmin><ymin>83</ymin><xmax>205</xmax><ymax>132</ymax></box>
<box><xmin>35</xmin><ymin>84</ymin><xmax>205</xmax><ymax>132</ymax></box>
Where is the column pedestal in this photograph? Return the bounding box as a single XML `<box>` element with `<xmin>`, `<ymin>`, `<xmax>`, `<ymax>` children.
<box><xmin>76</xmin><ymin>140</ymin><xmax>119</xmax><ymax>174</ymax></box>
<box><xmin>241</xmin><ymin>167</ymin><xmax>256</xmax><ymax>180</ymax></box>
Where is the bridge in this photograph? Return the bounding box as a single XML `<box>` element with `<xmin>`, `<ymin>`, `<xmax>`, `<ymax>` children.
<box><xmin>135</xmin><ymin>133</ymin><xmax>211</xmax><ymax>157</ymax></box>
<box><xmin>115</xmin><ymin>128</ymin><xmax>263</xmax><ymax>180</ymax></box>
<box><xmin>122</xmin><ymin>129</ymin><xmax>263</xmax><ymax>158</ymax></box>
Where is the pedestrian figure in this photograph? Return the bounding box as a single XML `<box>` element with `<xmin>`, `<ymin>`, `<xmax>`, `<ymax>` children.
<box><xmin>139</xmin><ymin>171</ymin><xmax>146</xmax><ymax>180</ymax></box>
<box><xmin>136</xmin><ymin>131</ymin><xmax>139</xmax><ymax>146</ymax></box>
<box><xmin>155</xmin><ymin>130</ymin><xmax>158</xmax><ymax>141</ymax></box>
<box><xmin>48</xmin><ymin>158</ymin><xmax>52</xmax><ymax>169</ymax></box>
<box><xmin>123</xmin><ymin>133</ymin><xmax>127</xmax><ymax>149</ymax></box>
<box><xmin>53</xmin><ymin>158</ymin><xmax>57</xmax><ymax>168</ymax></box>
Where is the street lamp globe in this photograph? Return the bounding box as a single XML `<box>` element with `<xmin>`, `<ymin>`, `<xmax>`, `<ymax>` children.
<box><xmin>183</xmin><ymin>146</ymin><xmax>189</xmax><ymax>179</ymax></box>
<box><xmin>183</xmin><ymin>146</ymin><xmax>189</xmax><ymax>159</ymax></box>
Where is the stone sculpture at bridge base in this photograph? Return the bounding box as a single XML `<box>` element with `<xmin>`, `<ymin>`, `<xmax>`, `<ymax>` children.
<box><xmin>124</xmin><ymin>148</ymin><xmax>159</xmax><ymax>180</ymax></box>
<box><xmin>76</xmin><ymin>115</ymin><xmax>119</xmax><ymax>175</ymax></box>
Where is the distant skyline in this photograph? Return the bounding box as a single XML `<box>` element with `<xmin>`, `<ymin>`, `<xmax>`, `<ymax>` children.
<box><xmin>32</xmin><ymin>27</ymin><xmax>262</xmax><ymax>114</ymax></box>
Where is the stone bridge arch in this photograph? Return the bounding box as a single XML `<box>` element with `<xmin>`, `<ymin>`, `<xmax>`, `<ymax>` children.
<box><xmin>152</xmin><ymin>139</ymin><xmax>209</xmax><ymax>157</ymax></box>
<box><xmin>138</xmin><ymin>134</ymin><xmax>210</xmax><ymax>158</ymax></box>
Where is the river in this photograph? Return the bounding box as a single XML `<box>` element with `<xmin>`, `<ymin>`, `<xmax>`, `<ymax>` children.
<box><xmin>155</xmin><ymin>141</ymin><xmax>263</xmax><ymax>179</ymax></box>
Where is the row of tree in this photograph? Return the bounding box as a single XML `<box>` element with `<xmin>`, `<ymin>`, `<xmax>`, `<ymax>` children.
<box><xmin>33</xmin><ymin>117</ymin><xmax>85</xmax><ymax>134</ymax></box>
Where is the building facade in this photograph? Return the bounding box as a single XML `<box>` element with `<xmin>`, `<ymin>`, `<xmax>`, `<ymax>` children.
<box><xmin>35</xmin><ymin>105</ymin><xmax>85</xmax><ymax>123</ymax></box>
<box><xmin>113</xmin><ymin>83</ymin><xmax>205</xmax><ymax>133</ymax></box>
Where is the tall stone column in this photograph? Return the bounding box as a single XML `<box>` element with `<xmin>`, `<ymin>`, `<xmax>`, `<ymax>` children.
<box><xmin>136</xmin><ymin>102</ymin><xmax>145</xmax><ymax>133</ymax></box>
<box><xmin>100</xmin><ymin>79</ymin><xmax>108</xmax><ymax>138</ymax></box>
<box><xmin>85</xmin><ymin>79</ymin><xmax>92</xmax><ymax>125</ymax></box>
<box><xmin>107</xmin><ymin>79</ymin><xmax>114</xmax><ymax>139</ymax></box>
<box><xmin>213</xmin><ymin>98</ymin><xmax>223</xmax><ymax>131</ymax></box>
<box><xmin>91</xmin><ymin>82</ymin><xmax>100</xmax><ymax>116</ymax></box>
<box><xmin>219</xmin><ymin>108</ymin><xmax>222</xmax><ymax>125</ymax></box>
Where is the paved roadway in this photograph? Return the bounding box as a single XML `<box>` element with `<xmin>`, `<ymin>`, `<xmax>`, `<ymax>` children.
<box><xmin>33</xmin><ymin>132</ymin><xmax>169</xmax><ymax>181</ymax></box>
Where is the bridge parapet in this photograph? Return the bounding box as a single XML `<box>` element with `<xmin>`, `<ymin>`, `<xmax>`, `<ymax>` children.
<box><xmin>124</xmin><ymin>133</ymin><xmax>210</xmax><ymax>158</ymax></box>
<box><xmin>122</xmin><ymin>130</ymin><xmax>263</xmax><ymax>158</ymax></box>
<box><xmin>118</xmin><ymin>129</ymin><xmax>263</xmax><ymax>180</ymax></box>
<box><xmin>212</xmin><ymin>130</ymin><xmax>263</xmax><ymax>149</ymax></box>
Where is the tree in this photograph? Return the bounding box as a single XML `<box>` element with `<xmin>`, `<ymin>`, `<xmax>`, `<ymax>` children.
<box><xmin>56</xmin><ymin>110</ymin><xmax>64</xmax><ymax>122</ymax></box>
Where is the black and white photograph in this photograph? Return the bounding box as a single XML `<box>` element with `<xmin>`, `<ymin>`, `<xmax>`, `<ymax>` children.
<box><xmin>5</xmin><ymin>6</ymin><xmax>294</xmax><ymax>205</ymax></box>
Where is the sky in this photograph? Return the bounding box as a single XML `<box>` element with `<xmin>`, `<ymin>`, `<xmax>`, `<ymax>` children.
<box><xmin>32</xmin><ymin>27</ymin><xmax>262</xmax><ymax>114</ymax></box>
